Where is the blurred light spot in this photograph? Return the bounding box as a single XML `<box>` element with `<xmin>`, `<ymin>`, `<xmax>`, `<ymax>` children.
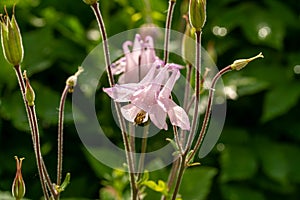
<box><xmin>87</xmin><ymin>29</ymin><xmax>100</xmax><ymax>41</ymax></box>
<box><xmin>258</xmin><ymin>25</ymin><xmax>271</xmax><ymax>39</ymax></box>
<box><xmin>294</xmin><ymin>65</ymin><xmax>300</xmax><ymax>74</ymax></box>
<box><xmin>216</xmin><ymin>143</ymin><xmax>225</xmax><ymax>152</ymax></box>
<box><xmin>131</xmin><ymin>13</ymin><xmax>142</xmax><ymax>22</ymax></box>
<box><xmin>212</xmin><ymin>26</ymin><xmax>227</xmax><ymax>37</ymax></box>
<box><xmin>215</xmin><ymin>96</ymin><xmax>225</xmax><ymax>104</ymax></box>
<box><xmin>224</xmin><ymin>86</ymin><xmax>238</xmax><ymax>100</ymax></box>
<box><xmin>30</xmin><ymin>17</ymin><xmax>46</xmax><ymax>27</ymax></box>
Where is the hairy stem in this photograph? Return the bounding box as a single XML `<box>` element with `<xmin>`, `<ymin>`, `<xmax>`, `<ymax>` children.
<box><xmin>91</xmin><ymin>3</ymin><xmax>138</xmax><ymax>199</ymax></box>
<box><xmin>14</xmin><ymin>65</ymin><xmax>54</xmax><ymax>199</ymax></box>
<box><xmin>187</xmin><ymin>66</ymin><xmax>232</xmax><ymax>163</ymax></box>
<box><xmin>171</xmin><ymin>154</ymin><xmax>186</xmax><ymax>200</ymax></box>
<box><xmin>57</xmin><ymin>85</ymin><xmax>70</xmax><ymax>186</ymax></box>
<box><xmin>163</xmin><ymin>0</ymin><xmax>176</xmax><ymax>64</ymax></box>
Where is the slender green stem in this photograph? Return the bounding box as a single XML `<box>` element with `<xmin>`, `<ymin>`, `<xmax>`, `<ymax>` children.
<box><xmin>163</xmin><ymin>0</ymin><xmax>176</xmax><ymax>64</ymax></box>
<box><xmin>29</xmin><ymin>105</ymin><xmax>51</xmax><ymax>200</ymax></box>
<box><xmin>13</xmin><ymin>65</ymin><xmax>53</xmax><ymax>199</ymax></box>
<box><xmin>91</xmin><ymin>3</ymin><xmax>138</xmax><ymax>199</ymax></box>
<box><xmin>184</xmin><ymin>30</ymin><xmax>202</xmax><ymax>153</ymax></box>
<box><xmin>57</xmin><ymin>85</ymin><xmax>70</xmax><ymax>187</ymax></box>
<box><xmin>187</xmin><ymin>66</ymin><xmax>232</xmax><ymax>163</ymax></box>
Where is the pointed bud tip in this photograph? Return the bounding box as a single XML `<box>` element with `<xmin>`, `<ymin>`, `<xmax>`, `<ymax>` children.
<box><xmin>230</xmin><ymin>52</ymin><xmax>264</xmax><ymax>71</ymax></box>
<box><xmin>12</xmin><ymin>156</ymin><xmax>26</xmax><ymax>199</ymax></box>
<box><xmin>0</xmin><ymin>6</ymin><xmax>24</xmax><ymax>66</ymax></box>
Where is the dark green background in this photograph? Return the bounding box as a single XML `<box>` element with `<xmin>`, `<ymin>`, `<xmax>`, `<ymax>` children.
<box><xmin>0</xmin><ymin>0</ymin><xmax>299</xmax><ymax>199</ymax></box>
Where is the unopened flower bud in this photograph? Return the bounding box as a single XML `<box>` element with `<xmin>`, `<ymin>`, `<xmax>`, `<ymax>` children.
<box><xmin>189</xmin><ymin>0</ymin><xmax>206</xmax><ymax>31</ymax></box>
<box><xmin>12</xmin><ymin>156</ymin><xmax>25</xmax><ymax>200</ymax></box>
<box><xmin>230</xmin><ymin>52</ymin><xmax>264</xmax><ymax>71</ymax></box>
<box><xmin>23</xmin><ymin>71</ymin><xmax>35</xmax><ymax>106</ymax></box>
<box><xmin>82</xmin><ymin>0</ymin><xmax>98</xmax><ymax>5</ymax></box>
<box><xmin>0</xmin><ymin>6</ymin><xmax>24</xmax><ymax>66</ymax></box>
<box><xmin>66</xmin><ymin>66</ymin><xmax>84</xmax><ymax>93</ymax></box>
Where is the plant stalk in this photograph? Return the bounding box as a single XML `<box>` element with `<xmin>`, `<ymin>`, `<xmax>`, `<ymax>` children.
<box><xmin>163</xmin><ymin>0</ymin><xmax>176</xmax><ymax>64</ymax></box>
<box><xmin>91</xmin><ymin>3</ymin><xmax>138</xmax><ymax>199</ymax></box>
<box><xmin>184</xmin><ymin>30</ymin><xmax>202</xmax><ymax>153</ymax></box>
<box><xmin>187</xmin><ymin>66</ymin><xmax>232</xmax><ymax>163</ymax></box>
<box><xmin>57</xmin><ymin>85</ymin><xmax>70</xmax><ymax>187</ymax></box>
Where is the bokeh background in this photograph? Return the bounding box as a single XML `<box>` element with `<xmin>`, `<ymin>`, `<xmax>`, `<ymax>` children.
<box><xmin>0</xmin><ymin>0</ymin><xmax>300</xmax><ymax>199</ymax></box>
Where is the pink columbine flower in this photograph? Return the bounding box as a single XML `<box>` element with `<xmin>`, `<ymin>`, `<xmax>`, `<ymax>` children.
<box><xmin>103</xmin><ymin>63</ymin><xmax>190</xmax><ymax>130</ymax></box>
<box><xmin>111</xmin><ymin>34</ymin><xmax>163</xmax><ymax>84</ymax></box>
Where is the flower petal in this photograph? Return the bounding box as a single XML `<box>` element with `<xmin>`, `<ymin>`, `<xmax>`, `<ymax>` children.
<box><xmin>103</xmin><ymin>83</ymin><xmax>139</xmax><ymax>102</ymax></box>
<box><xmin>161</xmin><ymin>99</ymin><xmax>190</xmax><ymax>130</ymax></box>
<box><xmin>121</xmin><ymin>104</ymin><xmax>141</xmax><ymax>122</ymax></box>
<box><xmin>149</xmin><ymin>104</ymin><xmax>168</xmax><ymax>130</ymax></box>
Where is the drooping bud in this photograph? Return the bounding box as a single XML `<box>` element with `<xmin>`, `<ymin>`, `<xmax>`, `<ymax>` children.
<box><xmin>82</xmin><ymin>0</ymin><xmax>98</xmax><ymax>5</ymax></box>
<box><xmin>23</xmin><ymin>71</ymin><xmax>35</xmax><ymax>106</ymax></box>
<box><xmin>189</xmin><ymin>0</ymin><xmax>206</xmax><ymax>31</ymax></box>
<box><xmin>66</xmin><ymin>66</ymin><xmax>84</xmax><ymax>93</ymax></box>
<box><xmin>230</xmin><ymin>52</ymin><xmax>264</xmax><ymax>71</ymax></box>
<box><xmin>0</xmin><ymin>6</ymin><xmax>24</xmax><ymax>66</ymax></box>
<box><xmin>182</xmin><ymin>15</ymin><xmax>195</xmax><ymax>64</ymax></box>
<box><xmin>12</xmin><ymin>156</ymin><xmax>26</xmax><ymax>200</ymax></box>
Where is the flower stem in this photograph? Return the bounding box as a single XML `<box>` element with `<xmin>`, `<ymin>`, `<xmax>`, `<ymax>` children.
<box><xmin>184</xmin><ymin>30</ymin><xmax>202</xmax><ymax>152</ymax></box>
<box><xmin>13</xmin><ymin>65</ymin><xmax>54</xmax><ymax>199</ymax></box>
<box><xmin>57</xmin><ymin>85</ymin><xmax>70</xmax><ymax>187</ymax></box>
<box><xmin>137</xmin><ymin>125</ymin><xmax>149</xmax><ymax>179</ymax></box>
<box><xmin>163</xmin><ymin>0</ymin><xmax>176</xmax><ymax>64</ymax></box>
<box><xmin>91</xmin><ymin>3</ymin><xmax>138</xmax><ymax>199</ymax></box>
<box><xmin>171</xmin><ymin>154</ymin><xmax>186</xmax><ymax>200</ymax></box>
<box><xmin>187</xmin><ymin>66</ymin><xmax>232</xmax><ymax>163</ymax></box>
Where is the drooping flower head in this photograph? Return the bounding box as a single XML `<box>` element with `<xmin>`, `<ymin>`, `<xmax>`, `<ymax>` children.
<box><xmin>104</xmin><ymin>63</ymin><xmax>190</xmax><ymax>130</ymax></box>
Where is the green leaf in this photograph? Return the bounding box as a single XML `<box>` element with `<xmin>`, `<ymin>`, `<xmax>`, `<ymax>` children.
<box><xmin>220</xmin><ymin>145</ymin><xmax>258</xmax><ymax>182</ymax></box>
<box><xmin>261</xmin><ymin>82</ymin><xmax>300</xmax><ymax>122</ymax></box>
<box><xmin>281</xmin><ymin>144</ymin><xmax>300</xmax><ymax>183</ymax></box>
<box><xmin>221</xmin><ymin>184</ymin><xmax>265</xmax><ymax>200</ymax></box>
<box><xmin>254</xmin><ymin>138</ymin><xmax>289</xmax><ymax>183</ymax></box>
<box><xmin>180</xmin><ymin>167</ymin><xmax>218</xmax><ymax>200</ymax></box>
<box><xmin>0</xmin><ymin>91</ymin><xmax>29</xmax><ymax>131</ymax></box>
<box><xmin>143</xmin><ymin>180</ymin><xmax>168</xmax><ymax>195</ymax></box>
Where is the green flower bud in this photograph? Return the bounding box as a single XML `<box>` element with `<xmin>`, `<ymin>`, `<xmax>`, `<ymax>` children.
<box><xmin>230</xmin><ymin>52</ymin><xmax>264</xmax><ymax>71</ymax></box>
<box><xmin>82</xmin><ymin>0</ymin><xmax>98</xmax><ymax>5</ymax></box>
<box><xmin>12</xmin><ymin>156</ymin><xmax>26</xmax><ymax>200</ymax></box>
<box><xmin>0</xmin><ymin>6</ymin><xmax>24</xmax><ymax>66</ymax></box>
<box><xmin>66</xmin><ymin>66</ymin><xmax>84</xmax><ymax>93</ymax></box>
<box><xmin>23</xmin><ymin>71</ymin><xmax>35</xmax><ymax>106</ymax></box>
<box><xmin>189</xmin><ymin>0</ymin><xmax>206</xmax><ymax>31</ymax></box>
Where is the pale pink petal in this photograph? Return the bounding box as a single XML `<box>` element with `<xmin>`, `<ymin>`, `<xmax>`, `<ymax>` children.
<box><xmin>121</xmin><ymin>104</ymin><xmax>141</xmax><ymax>123</ymax></box>
<box><xmin>131</xmin><ymin>84</ymin><xmax>160</xmax><ymax>112</ymax></box>
<box><xmin>103</xmin><ymin>83</ymin><xmax>139</xmax><ymax>102</ymax></box>
<box><xmin>166</xmin><ymin>63</ymin><xmax>185</xmax><ymax>70</ymax></box>
<box><xmin>158</xmin><ymin>68</ymin><xmax>180</xmax><ymax>99</ymax></box>
<box><xmin>149</xmin><ymin>104</ymin><xmax>168</xmax><ymax>130</ymax></box>
<box><xmin>158</xmin><ymin>98</ymin><xmax>190</xmax><ymax>130</ymax></box>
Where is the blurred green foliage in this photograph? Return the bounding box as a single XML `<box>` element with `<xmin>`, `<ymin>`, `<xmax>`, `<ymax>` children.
<box><xmin>0</xmin><ymin>0</ymin><xmax>300</xmax><ymax>199</ymax></box>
